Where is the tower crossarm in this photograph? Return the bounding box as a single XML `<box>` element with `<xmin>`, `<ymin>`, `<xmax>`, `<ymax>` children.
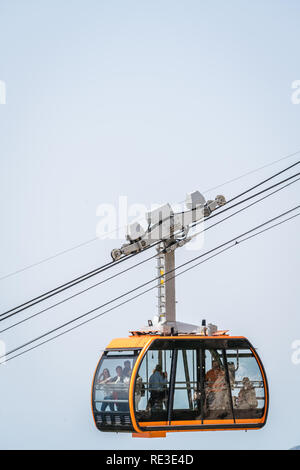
<box><xmin>110</xmin><ymin>192</ymin><xmax>226</xmax><ymax>261</ymax></box>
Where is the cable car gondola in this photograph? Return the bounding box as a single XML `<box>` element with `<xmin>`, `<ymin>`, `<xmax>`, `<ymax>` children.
<box><xmin>91</xmin><ymin>331</ymin><xmax>268</xmax><ymax>437</ymax></box>
<box><xmin>92</xmin><ymin>192</ymin><xmax>268</xmax><ymax>437</ymax></box>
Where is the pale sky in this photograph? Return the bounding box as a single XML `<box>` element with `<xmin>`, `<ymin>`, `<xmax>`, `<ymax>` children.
<box><xmin>0</xmin><ymin>0</ymin><xmax>299</xmax><ymax>450</ymax></box>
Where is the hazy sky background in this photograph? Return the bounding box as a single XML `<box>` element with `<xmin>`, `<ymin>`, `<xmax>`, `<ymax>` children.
<box><xmin>0</xmin><ymin>0</ymin><xmax>299</xmax><ymax>450</ymax></box>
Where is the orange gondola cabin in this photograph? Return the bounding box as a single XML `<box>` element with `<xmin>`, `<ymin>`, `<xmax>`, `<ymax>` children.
<box><xmin>91</xmin><ymin>329</ymin><xmax>268</xmax><ymax>438</ymax></box>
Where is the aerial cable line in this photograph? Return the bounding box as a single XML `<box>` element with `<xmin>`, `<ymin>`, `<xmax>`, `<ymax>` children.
<box><xmin>0</xmin><ymin>241</ymin><xmax>160</xmax><ymax>320</ymax></box>
<box><xmin>191</xmin><ymin>170</ymin><xmax>300</xmax><ymax>229</ymax></box>
<box><xmin>0</xmin><ymin>250</ymin><xmax>158</xmax><ymax>332</ymax></box>
<box><xmin>1</xmin><ymin>204</ymin><xmax>299</xmax><ymax>363</ymax></box>
<box><xmin>0</xmin><ymin>258</ymin><xmax>115</xmax><ymax>317</ymax></box>
<box><xmin>1</xmin><ymin>169</ymin><xmax>300</xmax><ymax>321</ymax></box>
<box><xmin>190</xmin><ymin>176</ymin><xmax>300</xmax><ymax>240</ymax></box>
<box><xmin>225</xmin><ymin>159</ymin><xmax>300</xmax><ymax>204</ymax></box>
<box><xmin>0</xmin><ymin>226</ymin><xmax>127</xmax><ymax>283</ymax></box>
<box><xmin>1</xmin><ymin>150</ymin><xmax>299</xmax><ymax>283</ymax></box>
<box><xmin>174</xmin><ymin>164</ymin><xmax>300</xmax><ymax>224</ymax></box>
<box><xmin>203</xmin><ymin>149</ymin><xmax>300</xmax><ymax>193</ymax></box>
<box><xmin>0</xmin><ymin>236</ymin><xmax>100</xmax><ymax>282</ymax></box>
<box><xmin>1</xmin><ymin>175</ymin><xmax>299</xmax><ymax>332</ymax></box>
<box><xmin>1</xmin><ymin>209</ymin><xmax>299</xmax><ymax>365</ymax></box>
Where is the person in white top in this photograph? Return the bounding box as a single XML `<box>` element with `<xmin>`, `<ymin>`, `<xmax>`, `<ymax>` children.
<box><xmin>98</xmin><ymin>368</ymin><xmax>114</xmax><ymax>412</ymax></box>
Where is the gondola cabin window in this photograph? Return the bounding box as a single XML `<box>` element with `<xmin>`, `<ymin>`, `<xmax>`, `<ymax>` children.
<box><xmin>204</xmin><ymin>349</ymin><xmax>233</xmax><ymax>420</ymax></box>
<box><xmin>93</xmin><ymin>349</ymin><xmax>139</xmax><ymax>429</ymax></box>
<box><xmin>134</xmin><ymin>348</ymin><xmax>172</xmax><ymax>423</ymax></box>
<box><xmin>225</xmin><ymin>349</ymin><xmax>265</xmax><ymax>419</ymax></box>
<box><xmin>173</xmin><ymin>349</ymin><xmax>198</xmax><ymax>419</ymax></box>
<box><xmin>133</xmin><ymin>341</ymin><xmax>266</xmax><ymax>425</ymax></box>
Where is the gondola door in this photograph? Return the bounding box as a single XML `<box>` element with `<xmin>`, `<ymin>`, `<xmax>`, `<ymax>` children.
<box><xmin>133</xmin><ymin>341</ymin><xmax>202</xmax><ymax>429</ymax></box>
<box><xmin>170</xmin><ymin>348</ymin><xmax>199</xmax><ymax>422</ymax></box>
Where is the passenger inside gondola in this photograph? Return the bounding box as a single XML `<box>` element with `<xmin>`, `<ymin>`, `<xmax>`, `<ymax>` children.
<box><xmin>135</xmin><ymin>374</ymin><xmax>144</xmax><ymax>410</ymax></box>
<box><xmin>110</xmin><ymin>366</ymin><xmax>125</xmax><ymax>412</ymax></box>
<box><xmin>148</xmin><ymin>364</ymin><xmax>168</xmax><ymax>411</ymax></box>
<box><xmin>205</xmin><ymin>360</ymin><xmax>223</xmax><ymax>388</ymax></box>
<box><xmin>235</xmin><ymin>377</ymin><xmax>258</xmax><ymax>409</ymax></box>
<box><xmin>227</xmin><ymin>348</ymin><xmax>263</xmax><ymax>419</ymax></box>
<box><xmin>119</xmin><ymin>366</ymin><xmax>132</xmax><ymax>412</ymax></box>
<box><xmin>98</xmin><ymin>368</ymin><xmax>112</xmax><ymax>385</ymax></box>
<box><xmin>123</xmin><ymin>360</ymin><xmax>132</xmax><ymax>377</ymax></box>
<box><xmin>204</xmin><ymin>357</ymin><xmax>231</xmax><ymax>418</ymax></box>
<box><xmin>112</xmin><ymin>365</ymin><xmax>123</xmax><ymax>383</ymax></box>
<box><xmin>98</xmin><ymin>368</ymin><xmax>115</xmax><ymax>413</ymax></box>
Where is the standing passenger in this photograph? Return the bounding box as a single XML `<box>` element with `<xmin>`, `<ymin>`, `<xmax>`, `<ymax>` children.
<box><xmin>237</xmin><ymin>377</ymin><xmax>258</xmax><ymax>409</ymax></box>
<box><xmin>148</xmin><ymin>365</ymin><xmax>167</xmax><ymax>411</ymax></box>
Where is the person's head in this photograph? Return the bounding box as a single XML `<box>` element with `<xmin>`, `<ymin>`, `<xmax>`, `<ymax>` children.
<box><xmin>102</xmin><ymin>368</ymin><xmax>110</xmax><ymax>377</ymax></box>
<box><xmin>154</xmin><ymin>364</ymin><xmax>162</xmax><ymax>374</ymax></box>
<box><xmin>116</xmin><ymin>366</ymin><xmax>123</xmax><ymax>376</ymax></box>
<box><xmin>124</xmin><ymin>360</ymin><xmax>131</xmax><ymax>369</ymax></box>
<box><xmin>123</xmin><ymin>367</ymin><xmax>131</xmax><ymax>377</ymax></box>
<box><xmin>242</xmin><ymin>377</ymin><xmax>251</xmax><ymax>388</ymax></box>
<box><xmin>212</xmin><ymin>360</ymin><xmax>220</xmax><ymax>370</ymax></box>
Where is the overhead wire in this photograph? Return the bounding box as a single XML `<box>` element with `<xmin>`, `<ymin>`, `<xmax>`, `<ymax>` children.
<box><xmin>1</xmin><ymin>149</ymin><xmax>299</xmax><ymax>282</ymax></box>
<box><xmin>0</xmin><ymin>241</ymin><xmax>160</xmax><ymax>320</ymax></box>
<box><xmin>190</xmin><ymin>175</ymin><xmax>300</xmax><ymax>240</ymax></box>
<box><xmin>1</xmin><ymin>204</ymin><xmax>299</xmax><ymax>364</ymax></box>
<box><xmin>1</xmin><ymin>167</ymin><xmax>300</xmax><ymax>322</ymax></box>
<box><xmin>225</xmin><ymin>159</ymin><xmax>300</xmax><ymax>204</ymax></box>
<box><xmin>191</xmin><ymin>170</ymin><xmax>300</xmax><ymax>229</ymax></box>
<box><xmin>2</xmin><ymin>209</ymin><xmax>299</xmax><ymax>365</ymax></box>
<box><xmin>0</xmin><ymin>250</ymin><xmax>158</xmax><ymax>332</ymax></box>
<box><xmin>204</xmin><ymin>149</ymin><xmax>300</xmax><ymax>193</ymax></box>
<box><xmin>1</xmin><ymin>174</ymin><xmax>300</xmax><ymax>332</ymax></box>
